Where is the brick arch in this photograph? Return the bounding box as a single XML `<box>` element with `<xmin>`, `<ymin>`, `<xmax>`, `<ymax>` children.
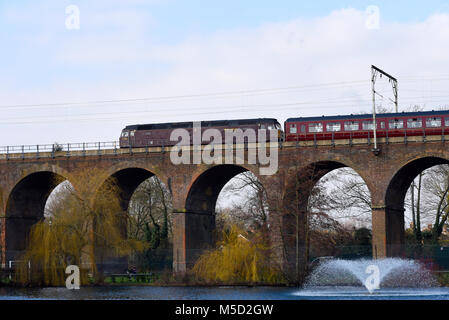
<box><xmin>100</xmin><ymin>162</ymin><xmax>170</xmax><ymax>193</ymax></box>
<box><xmin>5</xmin><ymin>170</ymin><xmax>69</xmax><ymax>262</ymax></box>
<box><xmin>382</xmin><ymin>155</ymin><xmax>449</xmax><ymax>256</ymax></box>
<box><xmin>174</xmin><ymin>164</ymin><xmax>264</xmax><ymax>270</ymax></box>
<box><xmin>94</xmin><ymin>167</ymin><xmax>174</xmax><ymax>273</ymax></box>
<box><xmin>185</xmin><ymin>164</ymin><xmax>259</xmax><ymax>215</ymax></box>
<box><xmin>4</xmin><ymin>164</ymin><xmax>73</xmax><ymax>198</ymax></box>
<box><xmin>385</xmin><ymin>155</ymin><xmax>449</xmax><ymax>212</ymax></box>
<box><xmin>95</xmin><ymin>166</ymin><xmax>173</xmax><ymax>211</ymax></box>
<box><xmin>100</xmin><ymin>167</ymin><xmax>156</xmax><ymax>212</ymax></box>
<box><xmin>277</xmin><ymin>160</ymin><xmax>373</xmax><ymax>276</ymax></box>
<box><xmin>291</xmin><ymin>160</ymin><xmax>373</xmax><ymax>199</ymax></box>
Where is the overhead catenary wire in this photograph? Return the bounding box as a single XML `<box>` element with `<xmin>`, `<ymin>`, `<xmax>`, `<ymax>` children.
<box><xmin>0</xmin><ymin>100</ymin><xmax>373</xmax><ymax>125</ymax></box>
<box><xmin>1</xmin><ymin>77</ymin><xmax>449</xmax><ymax>125</ymax></box>
<box><xmin>3</xmin><ymin>95</ymin><xmax>449</xmax><ymax>125</ymax></box>
<box><xmin>0</xmin><ymin>80</ymin><xmax>370</xmax><ymax>111</ymax></box>
<box><xmin>2</xmin><ymin>75</ymin><xmax>449</xmax><ymax>111</ymax></box>
<box><xmin>3</xmin><ymin>95</ymin><xmax>449</xmax><ymax>126</ymax></box>
<box><xmin>0</xmin><ymin>93</ymin><xmax>378</xmax><ymax>124</ymax></box>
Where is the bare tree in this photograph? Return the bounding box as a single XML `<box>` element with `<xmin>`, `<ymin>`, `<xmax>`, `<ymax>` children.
<box><xmin>427</xmin><ymin>165</ymin><xmax>449</xmax><ymax>242</ymax></box>
<box><xmin>404</xmin><ymin>165</ymin><xmax>449</xmax><ymax>244</ymax></box>
<box><xmin>406</xmin><ymin>173</ymin><xmax>424</xmax><ymax>243</ymax></box>
<box><xmin>128</xmin><ymin>177</ymin><xmax>172</xmax><ymax>240</ymax></box>
<box><xmin>217</xmin><ymin>165</ymin><xmax>368</xmax><ymax>284</ymax></box>
<box><xmin>217</xmin><ymin>171</ymin><xmax>268</xmax><ymax>231</ymax></box>
<box><xmin>127</xmin><ymin>176</ymin><xmax>173</xmax><ymax>271</ymax></box>
<box><xmin>313</xmin><ymin>168</ymin><xmax>372</xmax><ymax>226</ymax></box>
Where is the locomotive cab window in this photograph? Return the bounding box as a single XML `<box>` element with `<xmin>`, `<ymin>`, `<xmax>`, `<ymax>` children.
<box><xmin>308</xmin><ymin>123</ymin><xmax>323</xmax><ymax>133</ymax></box>
<box><xmin>326</xmin><ymin>122</ymin><xmax>341</xmax><ymax>132</ymax></box>
<box><xmin>407</xmin><ymin>118</ymin><xmax>422</xmax><ymax>128</ymax></box>
<box><xmin>388</xmin><ymin>119</ymin><xmax>404</xmax><ymax>129</ymax></box>
<box><xmin>344</xmin><ymin>121</ymin><xmax>359</xmax><ymax>131</ymax></box>
<box><xmin>121</xmin><ymin>131</ymin><xmax>129</xmax><ymax>137</ymax></box>
<box><xmin>426</xmin><ymin>117</ymin><xmax>441</xmax><ymax>127</ymax></box>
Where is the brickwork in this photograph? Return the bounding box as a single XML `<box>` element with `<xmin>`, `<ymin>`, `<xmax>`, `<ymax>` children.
<box><xmin>0</xmin><ymin>138</ymin><xmax>448</xmax><ymax>273</ymax></box>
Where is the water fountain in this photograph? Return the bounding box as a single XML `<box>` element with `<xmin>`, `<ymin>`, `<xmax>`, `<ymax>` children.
<box><xmin>306</xmin><ymin>258</ymin><xmax>437</xmax><ymax>289</ymax></box>
<box><xmin>293</xmin><ymin>258</ymin><xmax>449</xmax><ymax>299</ymax></box>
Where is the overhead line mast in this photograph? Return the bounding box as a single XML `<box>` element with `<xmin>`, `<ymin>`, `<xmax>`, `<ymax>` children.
<box><xmin>371</xmin><ymin>65</ymin><xmax>399</xmax><ymax>153</ymax></box>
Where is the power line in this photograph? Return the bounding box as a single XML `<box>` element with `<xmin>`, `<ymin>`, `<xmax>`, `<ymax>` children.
<box><xmin>2</xmin><ymin>76</ymin><xmax>449</xmax><ymax>126</ymax></box>
<box><xmin>3</xmin><ymin>92</ymin><xmax>449</xmax><ymax>125</ymax></box>
<box><xmin>0</xmin><ymin>80</ymin><xmax>369</xmax><ymax>110</ymax></box>
<box><xmin>2</xmin><ymin>76</ymin><xmax>448</xmax><ymax>111</ymax></box>
<box><xmin>0</xmin><ymin>96</ymin><xmax>375</xmax><ymax>124</ymax></box>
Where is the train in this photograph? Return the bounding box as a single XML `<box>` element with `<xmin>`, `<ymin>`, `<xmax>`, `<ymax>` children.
<box><xmin>119</xmin><ymin>118</ymin><xmax>283</xmax><ymax>148</ymax></box>
<box><xmin>119</xmin><ymin>110</ymin><xmax>449</xmax><ymax>148</ymax></box>
<box><xmin>284</xmin><ymin>110</ymin><xmax>449</xmax><ymax>142</ymax></box>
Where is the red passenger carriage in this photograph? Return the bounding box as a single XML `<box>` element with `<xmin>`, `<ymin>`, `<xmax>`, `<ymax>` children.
<box><xmin>284</xmin><ymin>110</ymin><xmax>449</xmax><ymax>142</ymax></box>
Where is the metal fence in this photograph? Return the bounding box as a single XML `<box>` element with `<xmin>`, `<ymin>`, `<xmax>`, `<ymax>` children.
<box><xmin>0</xmin><ymin>141</ymin><xmax>122</xmax><ymax>159</ymax></box>
<box><xmin>0</xmin><ymin>141</ymin><xmax>119</xmax><ymax>154</ymax></box>
<box><xmin>0</xmin><ymin>130</ymin><xmax>448</xmax><ymax>160</ymax></box>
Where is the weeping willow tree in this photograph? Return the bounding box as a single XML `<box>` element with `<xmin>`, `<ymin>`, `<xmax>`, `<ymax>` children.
<box><xmin>16</xmin><ymin>169</ymin><xmax>147</xmax><ymax>286</ymax></box>
<box><xmin>192</xmin><ymin>225</ymin><xmax>283</xmax><ymax>284</ymax></box>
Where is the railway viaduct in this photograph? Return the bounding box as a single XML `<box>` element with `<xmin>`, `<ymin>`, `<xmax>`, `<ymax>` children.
<box><xmin>0</xmin><ymin>134</ymin><xmax>448</xmax><ymax>276</ymax></box>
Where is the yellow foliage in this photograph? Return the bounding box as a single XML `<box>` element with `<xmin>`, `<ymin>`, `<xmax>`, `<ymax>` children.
<box><xmin>192</xmin><ymin>225</ymin><xmax>283</xmax><ymax>284</ymax></box>
<box><xmin>16</xmin><ymin>168</ymin><xmax>147</xmax><ymax>286</ymax></box>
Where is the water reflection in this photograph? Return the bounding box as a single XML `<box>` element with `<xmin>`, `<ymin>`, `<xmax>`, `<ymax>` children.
<box><xmin>0</xmin><ymin>286</ymin><xmax>449</xmax><ymax>300</ymax></box>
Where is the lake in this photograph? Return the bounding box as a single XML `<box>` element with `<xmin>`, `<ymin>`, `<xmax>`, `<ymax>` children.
<box><xmin>1</xmin><ymin>285</ymin><xmax>449</xmax><ymax>300</ymax></box>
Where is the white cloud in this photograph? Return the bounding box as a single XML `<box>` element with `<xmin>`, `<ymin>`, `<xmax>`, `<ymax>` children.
<box><xmin>2</xmin><ymin>8</ymin><xmax>449</xmax><ymax>145</ymax></box>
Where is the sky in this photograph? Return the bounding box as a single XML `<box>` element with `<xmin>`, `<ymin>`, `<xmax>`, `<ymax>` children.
<box><xmin>2</xmin><ymin>1</ymin><xmax>449</xmax><ymax>146</ymax></box>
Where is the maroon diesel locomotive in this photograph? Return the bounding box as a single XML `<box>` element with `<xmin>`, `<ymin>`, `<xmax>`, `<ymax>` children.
<box><xmin>119</xmin><ymin>118</ymin><xmax>283</xmax><ymax>148</ymax></box>
<box><xmin>284</xmin><ymin>110</ymin><xmax>449</xmax><ymax>142</ymax></box>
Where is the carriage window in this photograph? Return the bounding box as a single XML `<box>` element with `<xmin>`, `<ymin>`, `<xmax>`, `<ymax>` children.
<box><xmin>326</xmin><ymin>122</ymin><xmax>341</xmax><ymax>132</ymax></box>
<box><xmin>344</xmin><ymin>121</ymin><xmax>359</xmax><ymax>131</ymax></box>
<box><xmin>380</xmin><ymin>121</ymin><xmax>385</xmax><ymax>129</ymax></box>
<box><xmin>309</xmin><ymin>123</ymin><xmax>323</xmax><ymax>133</ymax></box>
<box><xmin>446</xmin><ymin>118</ymin><xmax>449</xmax><ymax>127</ymax></box>
<box><xmin>362</xmin><ymin>121</ymin><xmax>376</xmax><ymax>130</ymax></box>
<box><xmin>426</xmin><ymin>117</ymin><xmax>442</xmax><ymax>127</ymax></box>
<box><xmin>301</xmin><ymin>124</ymin><xmax>306</xmax><ymax>133</ymax></box>
<box><xmin>407</xmin><ymin>118</ymin><xmax>422</xmax><ymax>128</ymax></box>
<box><xmin>389</xmin><ymin>119</ymin><xmax>404</xmax><ymax>129</ymax></box>
<box><xmin>290</xmin><ymin>124</ymin><xmax>297</xmax><ymax>134</ymax></box>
